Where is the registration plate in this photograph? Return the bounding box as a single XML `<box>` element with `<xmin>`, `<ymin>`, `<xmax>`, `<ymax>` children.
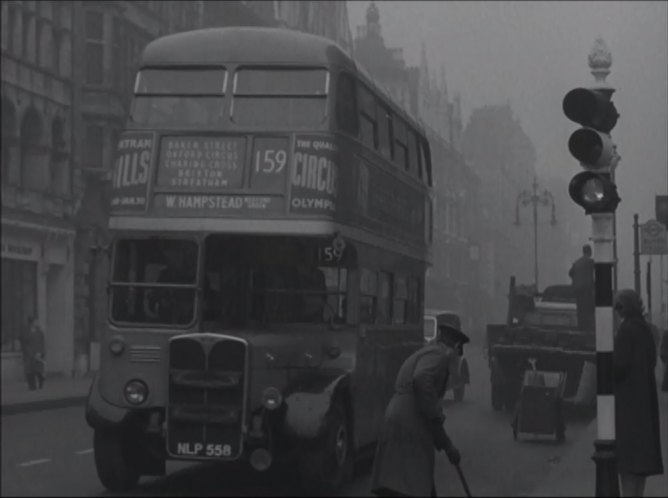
<box><xmin>174</xmin><ymin>442</ymin><xmax>233</xmax><ymax>458</ymax></box>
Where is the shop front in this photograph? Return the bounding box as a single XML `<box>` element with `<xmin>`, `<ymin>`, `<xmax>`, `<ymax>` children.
<box><xmin>1</xmin><ymin>219</ymin><xmax>75</xmax><ymax>383</ymax></box>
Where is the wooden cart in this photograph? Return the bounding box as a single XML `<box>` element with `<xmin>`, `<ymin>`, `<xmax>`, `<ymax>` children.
<box><xmin>512</xmin><ymin>370</ymin><xmax>567</xmax><ymax>443</ymax></box>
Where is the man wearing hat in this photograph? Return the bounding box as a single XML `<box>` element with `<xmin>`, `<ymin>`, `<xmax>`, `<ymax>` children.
<box><xmin>371</xmin><ymin>323</ymin><xmax>467</xmax><ymax>497</ymax></box>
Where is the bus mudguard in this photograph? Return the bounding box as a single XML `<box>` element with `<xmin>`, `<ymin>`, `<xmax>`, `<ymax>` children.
<box><xmin>85</xmin><ymin>373</ymin><xmax>133</xmax><ymax>429</ymax></box>
<box><xmin>282</xmin><ymin>373</ymin><xmax>351</xmax><ymax>440</ymax></box>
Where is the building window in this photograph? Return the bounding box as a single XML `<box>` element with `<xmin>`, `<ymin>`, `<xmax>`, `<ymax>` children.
<box><xmin>377</xmin><ymin>271</ymin><xmax>392</xmax><ymax>325</ymax></box>
<box><xmin>1</xmin><ymin>99</ymin><xmax>17</xmax><ymax>185</ymax></box>
<box><xmin>20</xmin><ymin>107</ymin><xmax>46</xmax><ymax>191</ymax></box>
<box><xmin>1</xmin><ymin>258</ymin><xmax>38</xmax><ymax>353</ymax></box>
<box><xmin>112</xmin><ymin>17</ymin><xmax>122</xmax><ymax>91</ymax></box>
<box><xmin>23</xmin><ymin>11</ymin><xmax>35</xmax><ymax>62</ymax></box>
<box><xmin>85</xmin><ymin>10</ymin><xmax>104</xmax><ymax>85</ymax></box>
<box><xmin>393</xmin><ymin>275</ymin><xmax>408</xmax><ymax>324</ymax></box>
<box><xmin>50</xmin><ymin>117</ymin><xmax>70</xmax><ymax>195</ymax></box>
<box><xmin>84</xmin><ymin>125</ymin><xmax>104</xmax><ymax>169</ymax></box>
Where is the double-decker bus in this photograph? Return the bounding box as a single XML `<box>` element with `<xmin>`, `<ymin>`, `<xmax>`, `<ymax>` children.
<box><xmin>86</xmin><ymin>27</ymin><xmax>434</xmax><ymax>494</ymax></box>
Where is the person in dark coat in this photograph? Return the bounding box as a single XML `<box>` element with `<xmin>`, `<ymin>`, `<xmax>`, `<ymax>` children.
<box><xmin>660</xmin><ymin>327</ymin><xmax>668</xmax><ymax>393</ymax></box>
<box><xmin>569</xmin><ymin>244</ymin><xmax>595</xmax><ymax>331</ymax></box>
<box><xmin>371</xmin><ymin>324</ymin><xmax>467</xmax><ymax>497</ymax></box>
<box><xmin>612</xmin><ymin>289</ymin><xmax>663</xmax><ymax>497</ymax></box>
<box><xmin>20</xmin><ymin>316</ymin><xmax>46</xmax><ymax>390</ymax></box>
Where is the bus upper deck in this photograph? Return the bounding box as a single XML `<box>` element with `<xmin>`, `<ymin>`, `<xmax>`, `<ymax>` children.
<box><xmin>110</xmin><ymin>27</ymin><xmax>433</xmax><ymax>263</ymax></box>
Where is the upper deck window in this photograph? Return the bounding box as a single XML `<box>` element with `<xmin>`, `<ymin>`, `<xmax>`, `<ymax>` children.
<box><xmin>130</xmin><ymin>67</ymin><xmax>227</xmax><ymax>127</ymax></box>
<box><xmin>135</xmin><ymin>68</ymin><xmax>227</xmax><ymax>95</ymax></box>
<box><xmin>231</xmin><ymin>67</ymin><xmax>328</xmax><ymax>128</ymax></box>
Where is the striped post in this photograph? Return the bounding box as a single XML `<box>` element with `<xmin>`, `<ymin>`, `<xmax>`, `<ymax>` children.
<box><xmin>591</xmin><ymin>212</ymin><xmax>620</xmax><ymax>496</ymax></box>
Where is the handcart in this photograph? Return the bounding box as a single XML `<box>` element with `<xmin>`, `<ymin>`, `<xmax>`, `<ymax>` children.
<box><xmin>511</xmin><ymin>369</ymin><xmax>567</xmax><ymax>443</ymax></box>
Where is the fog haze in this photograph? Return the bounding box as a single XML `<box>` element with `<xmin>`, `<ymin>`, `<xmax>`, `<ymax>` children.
<box><xmin>348</xmin><ymin>0</ymin><xmax>668</xmax><ymax>303</ymax></box>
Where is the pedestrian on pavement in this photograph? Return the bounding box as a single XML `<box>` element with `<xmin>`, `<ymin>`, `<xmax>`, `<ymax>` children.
<box><xmin>568</xmin><ymin>244</ymin><xmax>595</xmax><ymax>331</ymax></box>
<box><xmin>20</xmin><ymin>316</ymin><xmax>46</xmax><ymax>391</ymax></box>
<box><xmin>660</xmin><ymin>327</ymin><xmax>668</xmax><ymax>393</ymax></box>
<box><xmin>370</xmin><ymin>324</ymin><xmax>466</xmax><ymax>497</ymax></box>
<box><xmin>612</xmin><ymin>289</ymin><xmax>663</xmax><ymax>497</ymax></box>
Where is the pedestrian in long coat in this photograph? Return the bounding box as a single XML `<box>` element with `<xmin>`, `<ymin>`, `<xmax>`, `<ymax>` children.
<box><xmin>661</xmin><ymin>328</ymin><xmax>668</xmax><ymax>392</ymax></box>
<box><xmin>20</xmin><ymin>316</ymin><xmax>46</xmax><ymax>390</ymax></box>
<box><xmin>371</xmin><ymin>325</ymin><xmax>467</xmax><ymax>497</ymax></box>
<box><xmin>613</xmin><ymin>289</ymin><xmax>663</xmax><ymax>497</ymax></box>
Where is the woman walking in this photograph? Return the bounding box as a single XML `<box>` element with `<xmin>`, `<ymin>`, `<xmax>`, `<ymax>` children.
<box><xmin>371</xmin><ymin>324</ymin><xmax>466</xmax><ymax>497</ymax></box>
<box><xmin>613</xmin><ymin>289</ymin><xmax>663</xmax><ymax>497</ymax></box>
<box><xmin>20</xmin><ymin>316</ymin><xmax>45</xmax><ymax>390</ymax></box>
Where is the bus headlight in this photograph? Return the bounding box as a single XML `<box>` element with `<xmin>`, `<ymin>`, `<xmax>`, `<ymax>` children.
<box><xmin>124</xmin><ymin>379</ymin><xmax>148</xmax><ymax>405</ymax></box>
<box><xmin>261</xmin><ymin>387</ymin><xmax>282</xmax><ymax>410</ymax></box>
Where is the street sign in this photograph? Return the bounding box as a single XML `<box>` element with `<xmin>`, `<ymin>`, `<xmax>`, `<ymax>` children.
<box><xmin>640</xmin><ymin>219</ymin><xmax>667</xmax><ymax>255</ymax></box>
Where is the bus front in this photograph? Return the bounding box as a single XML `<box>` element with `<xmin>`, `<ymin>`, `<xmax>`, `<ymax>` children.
<box><xmin>87</xmin><ymin>28</ymin><xmax>370</xmax><ymax>494</ymax></box>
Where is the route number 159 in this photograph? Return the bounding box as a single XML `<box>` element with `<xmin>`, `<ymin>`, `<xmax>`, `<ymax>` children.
<box><xmin>255</xmin><ymin>149</ymin><xmax>287</xmax><ymax>174</ymax></box>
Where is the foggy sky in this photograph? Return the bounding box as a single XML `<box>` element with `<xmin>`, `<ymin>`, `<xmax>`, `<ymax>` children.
<box><xmin>348</xmin><ymin>0</ymin><xmax>668</xmax><ymax>317</ymax></box>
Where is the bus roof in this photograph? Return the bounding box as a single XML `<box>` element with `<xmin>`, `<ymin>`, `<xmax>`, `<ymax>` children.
<box><xmin>141</xmin><ymin>27</ymin><xmax>357</xmax><ymax>70</ymax></box>
<box><xmin>140</xmin><ymin>26</ymin><xmax>427</xmax><ymax>137</ymax></box>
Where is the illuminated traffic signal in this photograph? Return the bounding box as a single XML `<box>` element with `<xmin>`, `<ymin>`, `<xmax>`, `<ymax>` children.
<box><xmin>563</xmin><ymin>87</ymin><xmax>621</xmax><ymax>214</ymax></box>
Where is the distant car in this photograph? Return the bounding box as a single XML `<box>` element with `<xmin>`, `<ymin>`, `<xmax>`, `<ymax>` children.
<box><xmin>423</xmin><ymin>309</ymin><xmax>470</xmax><ymax>402</ymax></box>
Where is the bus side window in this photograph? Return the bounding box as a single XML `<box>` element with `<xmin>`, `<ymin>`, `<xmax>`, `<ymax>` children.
<box><xmin>407</xmin><ymin>130</ymin><xmax>420</xmax><ymax>180</ymax></box>
<box><xmin>336</xmin><ymin>72</ymin><xmax>359</xmax><ymax>136</ymax></box>
<box><xmin>392</xmin><ymin>117</ymin><xmax>409</xmax><ymax>172</ymax></box>
<box><xmin>359</xmin><ymin>269</ymin><xmax>377</xmax><ymax>325</ymax></box>
<box><xmin>377</xmin><ymin>102</ymin><xmax>393</xmax><ymax>160</ymax></box>
<box><xmin>358</xmin><ymin>84</ymin><xmax>378</xmax><ymax>149</ymax></box>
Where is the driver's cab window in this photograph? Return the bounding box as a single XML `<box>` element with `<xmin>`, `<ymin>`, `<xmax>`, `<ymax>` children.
<box><xmin>110</xmin><ymin>239</ymin><xmax>198</xmax><ymax>326</ymax></box>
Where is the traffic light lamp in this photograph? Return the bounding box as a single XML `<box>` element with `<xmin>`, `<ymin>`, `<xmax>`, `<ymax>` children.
<box><xmin>568</xmin><ymin>171</ymin><xmax>620</xmax><ymax>214</ymax></box>
<box><xmin>563</xmin><ymin>87</ymin><xmax>621</xmax><ymax>215</ymax></box>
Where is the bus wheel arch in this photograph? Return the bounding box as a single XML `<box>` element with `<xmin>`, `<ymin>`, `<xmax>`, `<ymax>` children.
<box><xmin>298</xmin><ymin>395</ymin><xmax>354</xmax><ymax>495</ymax></box>
<box><xmin>93</xmin><ymin>428</ymin><xmax>141</xmax><ymax>492</ymax></box>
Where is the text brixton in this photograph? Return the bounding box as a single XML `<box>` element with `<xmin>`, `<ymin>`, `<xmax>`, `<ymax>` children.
<box><xmin>157</xmin><ymin>136</ymin><xmax>246</xmax><ymax>189</ymax></box>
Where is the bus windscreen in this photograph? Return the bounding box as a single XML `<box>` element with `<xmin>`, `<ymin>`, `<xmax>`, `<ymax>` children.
<box><xmin>232</xmin><ymin>68</ymin><xmax>328</xmax><ymax>128</ymax></box>
<box><xmin>130</xmin><ymin>68</ymin><xmax>227</xmax><ymax>126</ymax></box>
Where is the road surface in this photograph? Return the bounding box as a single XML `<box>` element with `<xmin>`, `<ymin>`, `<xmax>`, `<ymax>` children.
<box><xmin>1</xmin><ymin>346</ymin><xmax>593</xmax><ymax>496</ymax></box>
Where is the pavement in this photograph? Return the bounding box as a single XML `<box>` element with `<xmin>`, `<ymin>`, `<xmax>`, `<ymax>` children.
<box><xmin>1</xmin><ymin>372</ymin><xmax>94</xmax><ymax>416</ymax></box>
<box><xmin>531</xmin><ymin>367</ymin><xmax>668</xmax><ymax>497</ymax></box>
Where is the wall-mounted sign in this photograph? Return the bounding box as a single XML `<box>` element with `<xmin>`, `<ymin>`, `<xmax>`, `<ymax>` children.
<box><xmin>157</xmin><ymin>136</ymin><xmax>246</xmax><ymax>189</ymax></box>
<box><xmin>1</xmin><ymin>240</ymin><xmax>36</xmax><ymax>260</ymax></box>
<box><xmin>640</xmin><ymin>219</ymin><xmax>667</xmax><ymax>255</ymax></box>
<box><xmin>290</xmin><ymin>135</ymin><xmax>338</xmax><ymax>215</ymax></box>
<box><xmin>110</xmin><ymin>132</ymin><xmax>154</xmax><ymax>212</ymax></box>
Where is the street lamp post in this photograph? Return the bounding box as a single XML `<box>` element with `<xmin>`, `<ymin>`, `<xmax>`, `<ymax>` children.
<box><xmin>514</xmin><ymin>176</ymin><xmax>557</xmax><ymax>290</ymax></box>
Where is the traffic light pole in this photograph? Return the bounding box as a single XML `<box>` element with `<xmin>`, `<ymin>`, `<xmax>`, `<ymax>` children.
<box><xmin>591</xmin><ymin>212</ymin><xmax>620</xmax><ymax>497</ymax></box>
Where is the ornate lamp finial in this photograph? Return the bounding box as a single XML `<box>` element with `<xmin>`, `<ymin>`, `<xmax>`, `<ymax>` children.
<box><xmin>588</xmin><ymin>37</ymin><xmax>612</xmax><ymax>86</ymax></box>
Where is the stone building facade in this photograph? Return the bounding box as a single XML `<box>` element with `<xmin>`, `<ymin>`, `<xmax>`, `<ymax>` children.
<box><xmin>462</xmin><ymin>105</ymin><xmax>584</xmax><ymax>322</ymax></box>
<box><xmin>1</xmin><ymin>1</ymin><xmax>204</xmax><ymax>381</ymax></box>
<box><xmin>1</xmin><ymin>0</ymin><xmax>77</xmax><ymax>380</ymax></box>
<box><xmin>353</xmin><ymin>2</ymin><xmax>487</xmax><ymax>335</ymax></box>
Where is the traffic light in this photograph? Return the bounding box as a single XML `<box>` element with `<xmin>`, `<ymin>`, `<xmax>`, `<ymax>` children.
<box><xmin>563</xmin><ymin>87</ymin><xmax>621</xmax><ymax>214</ymax></box>
<box><xmin>657</xmin><ymin>195</ymin><xmax>668</xmax><ymax>228</ymax></box>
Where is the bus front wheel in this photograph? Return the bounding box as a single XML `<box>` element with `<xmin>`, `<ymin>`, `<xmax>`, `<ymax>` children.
<box><xmin>299</xmin><ymin>402</ymin><xmax>353</xmax><ymax>495</ymax></box>
<box><xmin>93</xmin><ymin>428</ymin><xmax>141</xmax><ymax>491</ymax></box>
